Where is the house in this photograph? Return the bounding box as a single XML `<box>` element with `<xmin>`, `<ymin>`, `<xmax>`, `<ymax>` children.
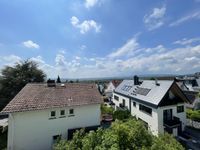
<box><xmin>1</xmin><ymin>82</ymin><xmax>102</xmax><ymax>150</ymax></box>
<box><xmin>105</xmin><ymin>80</ymin><xmax>122</xmax><ymax>99</ymax></box>
<box><xmin>176</xmin><ymin>80</ymin><xmax>200</xmax><ymax>109</ymax></box>
<box><xmin>112</xmin><ymin>76</ymin><xmax>190</xmax><ymax>136</ymax></box>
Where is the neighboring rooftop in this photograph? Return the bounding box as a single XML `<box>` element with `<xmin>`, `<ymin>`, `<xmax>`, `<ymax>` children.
<box><xmin>111</xmin><ymin>80</ymin><xmax>122</xmax><ymax>88</ymax></box>
<box><xmin>115</xmin><ymin>80</ymin><xmax>174</xmax><ymax>107</ymax></box>
<box><xmin>1</xmin><ymin>83</ymin><xmax>102</xmax><ymax>113</ymax></box>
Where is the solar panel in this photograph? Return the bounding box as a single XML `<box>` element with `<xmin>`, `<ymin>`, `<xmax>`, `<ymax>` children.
<box><xmin>121</xmin><ymin>85</ymin><xmax>132</xmax><ymax>91</ymax></box>
<box><xmin>135</xmin><ymin>87</ymin><xmax>151</xmax><ymax>96</ymax></box>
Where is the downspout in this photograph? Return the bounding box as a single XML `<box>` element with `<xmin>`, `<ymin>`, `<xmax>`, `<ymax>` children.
<box><xmin>9</xmin><ymin>113</ymin><xmax>14</xmax><ymax>150</ymax></box>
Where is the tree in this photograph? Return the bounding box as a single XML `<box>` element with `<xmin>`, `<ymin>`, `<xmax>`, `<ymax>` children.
<box><xmin>57</xmin><ymin>75</ymin><xmax>61</xmax><ymax>83</ymax></box>
<box><xmin>151</xmin><ymin>133</ymin><xmax>184</xmax><ymax>150</ymax></box>
<box><xmin>54</xmin><ymin>119</ymin><xmax>183</xmax><ymax>150</ymax></box>
<box><xmin>0</xmin><ymin>60</ymin><xmax>46</xmax><ymax>110</ymax></box>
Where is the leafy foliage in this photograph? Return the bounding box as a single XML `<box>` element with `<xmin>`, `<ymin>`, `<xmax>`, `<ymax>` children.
<box><xmin>57</xmin><ymin>75</ymin><xmax>61</xmax><ymax>83</ymax></box>
<box><xmin>54</xmin><ymin>119</ymin><xmax>184</xmax><ymax>150</ymax></box>
<box><xmin>0</xmin><ymin>60</ymin><xmax>46</xmax><ymax>110</ymax></box>
<box><xmin>186</xmin><ymin>109</ymin><xmax>200</xmax><ymax>122</ymax></box>
<box><xmin>113</xmin><ymin>109</ymin><xmax>131</xmax><ymax>120</ymax></box>
<box><xmin>101</xmin><ymin>104</ymin><xmax>114</xmax><ymax>115</ymax></box>
<box><xmin>151</xmin><ymin>134</ymin><xmax>184</xmax><ymax>150</ymax></box>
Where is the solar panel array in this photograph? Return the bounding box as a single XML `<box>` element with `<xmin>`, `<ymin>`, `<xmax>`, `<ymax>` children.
<box><xmin>135</xmin><ymin>87</ymin><xmax>151</xmax><ymax>96</ymax></box>
<box><xmin>121</xmin><ymin>85</ymin><xmax>132</xmax><ymax>91</ymax></box>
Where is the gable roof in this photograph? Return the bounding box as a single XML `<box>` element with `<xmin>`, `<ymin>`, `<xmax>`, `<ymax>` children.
<box><xmin>111</xmin><ymin>80</ymin><xmax>122</xmax><ymax>88</ymax></box>
<box><xmin>1</xmin><ymin>83</ymin><xmax>102</xmax><ymax>114</ymax></box>
<box><xmin>114</xmin><ymin>80</ymin><xmax>189</xmax><ymax>108</ymax></box>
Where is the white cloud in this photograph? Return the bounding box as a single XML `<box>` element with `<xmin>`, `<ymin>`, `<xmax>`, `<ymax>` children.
<box><xmin>70</xmin><ymin>16</ymin><xmax>101</xmax><ymax>34</ymax></box>
<box><xmin>85</xmin><ymin>0</ymin><xmax>100</xmax><ymax>8</ymax></box>
<box><xmin>22</xmin><ymin>40</ymin><xmax>40</xmax><ymax>49</ymax></box>
<box><xmin>75</xmin><ymin>56</ymin><xmax>81</xmax><ymax>60</ymax></box>
<box><xmin>173</xmin><ymin>37</ymin><xmax>200</xmax><ymax>45</ymax></box>
<box><xmin>144</xmin><ymin>6</ymin><xmax>166</xmax><ymax>30</ymax></box>
<box><xmin>80</xmin><ymin>45</ymin><xmax>87</xmax><ymax>50</ymax></box>
<box><xmin>108</xmin><ymin>38</ymin><xmax>139</xmax><ymax>58</ymax></box>
<box><xmin>169</xmin><ymin>11</ymin><xmax>200</xmax><ymax>27</ymax></box>
<box><xmin>1</xmin><ymin>36</ymin><xmax>200</xmax><ymax>78</ymax></box>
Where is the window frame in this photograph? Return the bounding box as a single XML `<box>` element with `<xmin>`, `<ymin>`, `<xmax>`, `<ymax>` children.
<box><xmin>69</xmin><ymin>108</ymin><xmax>75</xmax><ymax>117</ymax></box>
<box><xmin>177</xmin><ymin>105</ymin><xmax>184</xmax><ymax>113</ymax></box>
<box><xmin>49</xmin><ymin>110</ymin><xmax>56</xmax><ymax>119</ymax></box>
<box><xmin>139</xmin><ymin>104</ymin><xmax>152</xmax><ymax>115</ymax></box>
<box><xmin>133</xmin><ymin>101</ymin><xmax>136</xmax><ymax>107</ymax></box>
<box><xmin>60</xmin><ymin>110</ymin><xmax>66</xmax><ymax>118</ymax></box>
<box><xmin>114</xmin><ymin>95</ymin><xmax>119</xmax><ymax>101</ymax></box>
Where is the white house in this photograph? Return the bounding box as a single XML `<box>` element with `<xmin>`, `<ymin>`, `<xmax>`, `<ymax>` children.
<box><xmin>1</xmin><ymin>82</ymin><xmax>102</xmax><ymax>150</ymax></box>
<box><xmin>112</xmin><ymin>76</ymin><xmax>190</xmax><ymax>136</ymax></box>
<box><xmin>105</xmin><ymin>80</ymin><xmax>122</xmax><ymax>99</ymax></box>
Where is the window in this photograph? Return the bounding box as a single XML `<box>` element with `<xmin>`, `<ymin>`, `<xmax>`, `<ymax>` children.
<box><xmin>177</xmin><ymin>105</ymin><xmax>184</xmax><ymax>113</ymax></box>
<box><xmin>139</xmin><ymin>104</ymin><xmax>152</xmax><ymax>115</ymax></box>
<box><xmin>133</xmin><ymin>101</ymin><xmax>136</xmax><ymax>107</ymax></box>
<box><xmin>114</xmin><ymin>95</ymin><xmax>119</xmax><ymax>101</ymax></box>
<box><xmin>60</xmin><ymin>110</ymin><xmax>65</xmax><ymax>117</ymax></box>
<box><xmin>69</xmin><ymin>109</ymin><xmax>74</xmax><ymax>116</ymax></box>
<box><xmin>50</xmin><ymin>111</ymin><xmax>56</xmax><ymax>119</ymax></box>
<box><xmin>122</xmin><ymin>99</ymin><xmax>125</xmax><ymax>107</ymax></box>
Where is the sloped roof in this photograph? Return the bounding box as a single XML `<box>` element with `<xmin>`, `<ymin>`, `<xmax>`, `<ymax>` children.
<box><xmin>114</xmin><ymin>80</ymin><xmax>174</xmax><ymax>107</ymax></box>
<box><xmin>111</xmin><ymin>80</ymin><xmax>122</xmax><ymax>88</ymax></box>
<box><xmin>1</xmin><ymin>83</ymin><xmax>102</xmax><ymax>113</ymax></box>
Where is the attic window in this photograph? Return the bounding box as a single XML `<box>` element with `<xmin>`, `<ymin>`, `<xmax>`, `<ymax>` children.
<box><xmin>135</xmin><ymin>87</ymin><xmax>151</xmax><ymax>96</ymax></box>
<box><xmin>121</xmin><ymin>85</ymin><xmax>132</xmax><ymax>91</ymax></box>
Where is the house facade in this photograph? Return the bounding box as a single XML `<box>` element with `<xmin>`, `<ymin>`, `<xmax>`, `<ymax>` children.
<box><xmin>1</xmin><ymin>83</ymin><xmax>102</xmax><ymax>150</ymax></box>
<box><xmin>105</xmin><ymin>80</ymin><xmax>122</xmax><ymax>99</ymax></box>
<box><xmin>112</xmin><ymin>76</ymin><xmax>189</xmax><ymax>136</ymax></box>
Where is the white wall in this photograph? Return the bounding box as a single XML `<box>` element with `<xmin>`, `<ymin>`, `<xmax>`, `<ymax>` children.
<box><xmin>113</xmin><ymin>93</ymin><xmax>186</xmax><ymax>136</ymax></box>
<box><xmin>113</xmin><ymin>93</ymin><xmax>158</xmax><ymax>135</ymax></box>
<box><xmin>7</xmin><ymin>104</ymin><xmax>101</xmax><ymax>150</ymax></box>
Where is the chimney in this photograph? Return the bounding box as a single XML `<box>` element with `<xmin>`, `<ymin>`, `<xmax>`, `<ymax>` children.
<box><xmin>47</xmin><ymin>79</ymin><xmax>56</xmax><ymax>87</ymax></box>
<box><xmin>134</xmin><ymin>75</ymin><xmax>139</xmax><ymax>85</ymax></box>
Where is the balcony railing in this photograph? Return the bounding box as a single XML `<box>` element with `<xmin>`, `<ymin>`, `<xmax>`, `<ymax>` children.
<box><xmin>163</xmin><ymin>116</ymin><xmax>181</xmax><ymax>128</ymax></box>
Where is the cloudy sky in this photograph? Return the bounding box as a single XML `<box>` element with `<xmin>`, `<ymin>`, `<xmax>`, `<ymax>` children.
<box><xmin>0</xmin><ymin>0</ymin><xmax>200</xmax><ymax>78</ymax></box>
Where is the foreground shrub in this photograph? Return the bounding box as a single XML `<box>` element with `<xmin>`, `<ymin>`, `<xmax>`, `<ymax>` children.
<box><xmin>54</xmin><ymin>119</ymin><xmax>184</xmax><ymax>150</ymax></box>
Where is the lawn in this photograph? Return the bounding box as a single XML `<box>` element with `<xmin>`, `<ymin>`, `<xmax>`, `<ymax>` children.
<box><xmin>0</xmin><ymin>131</ymin><xmax>7</xmax><ymax>150</ymax></box>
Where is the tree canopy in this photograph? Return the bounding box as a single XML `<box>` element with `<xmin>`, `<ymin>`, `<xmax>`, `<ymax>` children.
<box><xmin>54</xmin><ymin>119</ymin><xmax>184</xmax><ymax>150</ymax></box>
<box><xmin>0</xmin><ymin>60</ymin><xmax>46</xmax><ymax>110</ymax></box>
<box><xmin>57</xmin><ymin>75</ymin><xmax>61</xmax><ymax>83</ymax></box>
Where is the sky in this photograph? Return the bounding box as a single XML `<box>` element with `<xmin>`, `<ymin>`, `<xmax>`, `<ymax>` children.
<box><xmin>0</xmin><ymin>0</ymin><xmax>200</xmax><ymax>79</ymax></box>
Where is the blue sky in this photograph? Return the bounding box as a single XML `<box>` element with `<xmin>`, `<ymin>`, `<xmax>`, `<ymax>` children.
<box><xmin>0</xmin><ymin>0</ymin><xmax>200</xmax><ymax>78</ymax></box>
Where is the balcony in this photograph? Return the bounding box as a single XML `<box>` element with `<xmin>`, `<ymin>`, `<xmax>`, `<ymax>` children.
<box><xmin>118</xmin><ymin>103</ymin><xmax>128</xmax><ymax>110</ymax></box>
<box><xmin>164</xmin><ymin>116</ymin><xmax>181</xmax><ymax>128</ymax></box>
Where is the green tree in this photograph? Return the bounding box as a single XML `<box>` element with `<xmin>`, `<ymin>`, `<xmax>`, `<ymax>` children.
<box><xmin>57</xmin><ymin>75</ymin><xmax>61</xmax><ymax>83</ymax></box>
<box><xmin>113</xmin><ymin>110</ymin><xmax>131</xmax><ymax>120</ymax></box>
<box><xmin>151</xmin><ymin>134</ymin><xmax>184</xmax><ymax>150</ymax></box>
<box><xmin>0</xmin><ymin>60</ymin><xmax>46</xmax><ymax>110</ymax></box>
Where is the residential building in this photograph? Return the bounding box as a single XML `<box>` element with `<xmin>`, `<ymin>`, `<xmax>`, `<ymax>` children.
<box><xmin>105</xmin><ymin>80</ymin><xmax>122</xmax><ymax>99</ymax></box>
<box><xmin>112</xmin><ymin>76</ymin><xmax>189</xmax><ymax>136</ymax></box>
<box><xmin>1</xmin><ymin>82</ymin><xmax>102</xmax><ymax>150</ymax></box>
<box><xmin>176</xmin><ymin>80</ymin><xmax>200</xmax><ymax>109</ymax></box>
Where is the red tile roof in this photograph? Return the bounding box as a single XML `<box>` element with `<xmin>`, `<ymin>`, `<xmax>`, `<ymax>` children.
<box><xmin>1</xmin><ymin>83</ymin><xmax>102</xmax><ymax>113</ymax></box>
<box><xmin>112</xmin><ymin>80</ymin><xmax>122</xmax><ymax>88</ymax></box>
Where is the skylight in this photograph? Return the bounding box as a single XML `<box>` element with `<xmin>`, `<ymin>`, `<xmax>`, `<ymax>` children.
<box><xmin>121</xmin><ymin>85</ymin><xmax>132</xmax><ymax>91</ymax></box>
